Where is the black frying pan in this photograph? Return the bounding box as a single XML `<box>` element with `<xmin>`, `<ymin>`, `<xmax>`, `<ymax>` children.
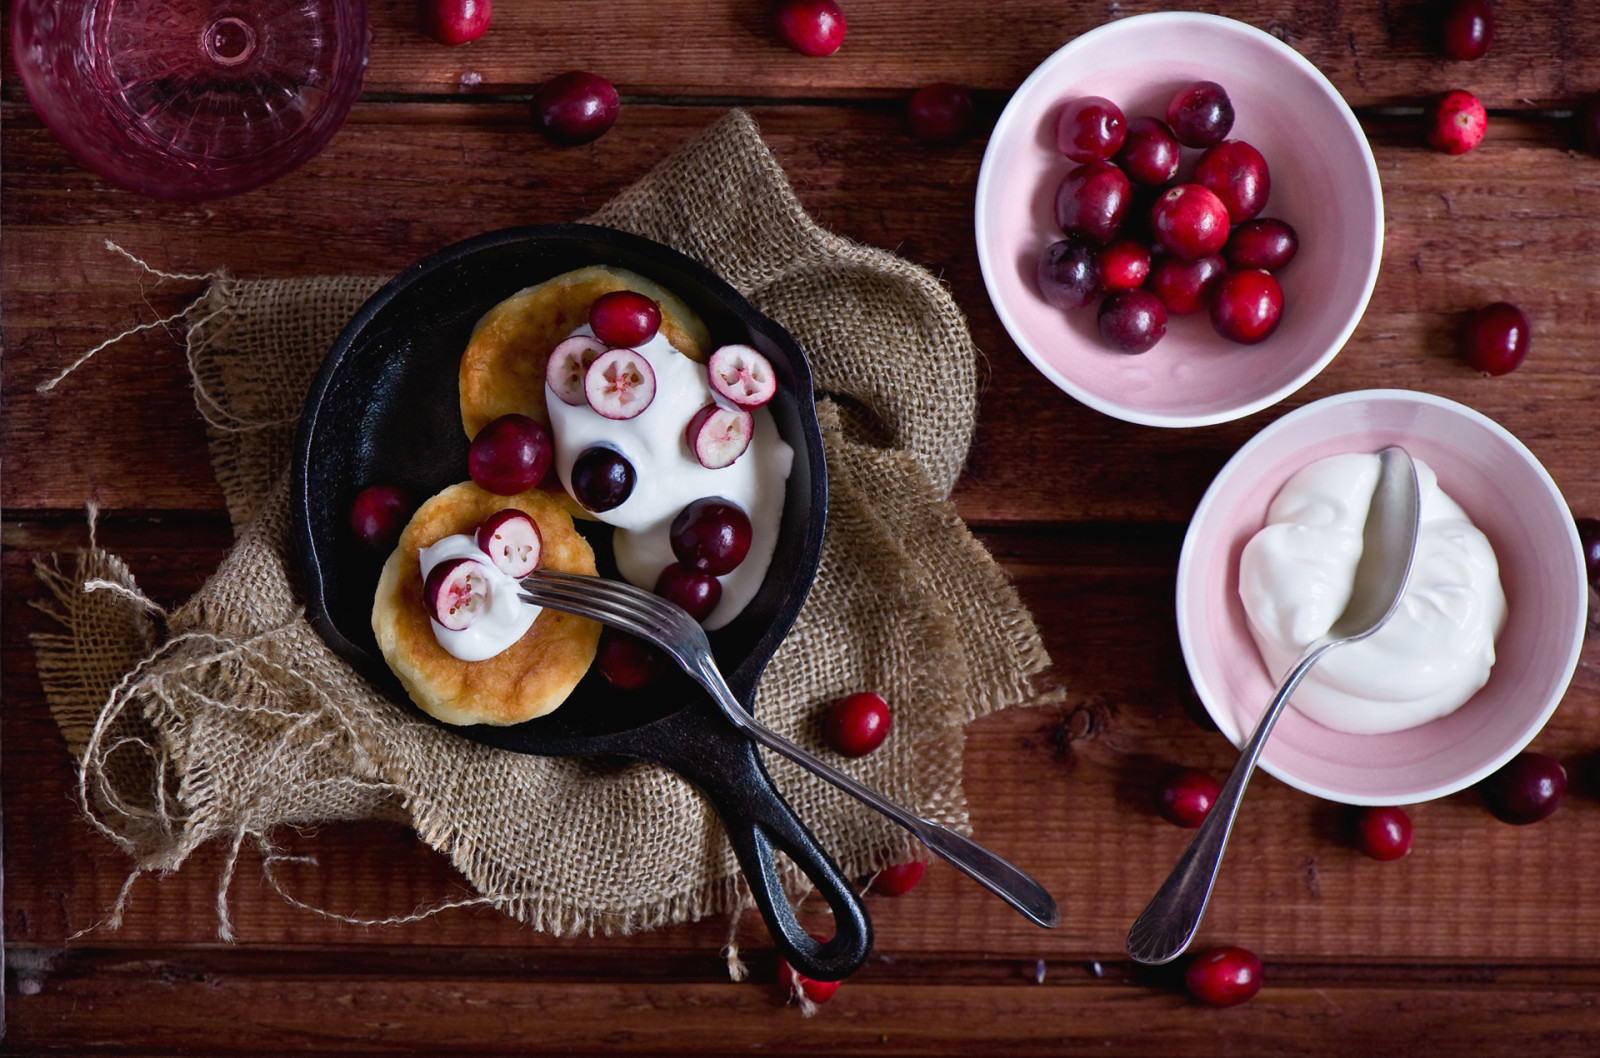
<box><xmin>290</xmin><ymin>224</ymin><xmax>870</xmax><ymax>981</ymax></box>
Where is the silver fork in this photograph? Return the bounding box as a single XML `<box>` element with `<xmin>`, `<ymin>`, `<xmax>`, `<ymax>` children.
<box><xmin>520</xmin><ymin>568</ymin><xmax>1060</xmax><ymax>929</ymax></box>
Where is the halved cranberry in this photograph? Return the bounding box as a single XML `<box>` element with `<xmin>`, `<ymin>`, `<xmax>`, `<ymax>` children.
<box><xmin>1149</xmin><ymin>184</ymin><xmax>1230</xmax><ymax>260</ymax></box>
<box><xmin>1210</xmin><ymin>270</ymin><xmax>1284</xmax><ymax>344</ymax></box>
<box><xmin>1055</xmin><ymin>159</ymin><xmax>1132</xmax><ymax>246</ymax></box>
<box><xmin>1055</xmin><ymin>96</ymin><xmax>1126</xmax><ymax>162</ymax></box>
<box><xmin>1194</xmin><ymin>140</ymin><xmax>1271</xmax><ymax>223</ymax></box>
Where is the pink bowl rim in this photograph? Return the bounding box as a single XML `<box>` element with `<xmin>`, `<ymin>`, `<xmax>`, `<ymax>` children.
<box><xmin>1176</xmin><ymin>388</ymin><xmax>1587</xmax><ymax>804</ymax></box>
<box><xmin>975</xmin><ymin>11</ymin><xmax>1385</xmax><ymax>428</ymax></box>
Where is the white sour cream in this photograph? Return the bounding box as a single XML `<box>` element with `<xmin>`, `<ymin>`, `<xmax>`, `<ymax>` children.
<box><xmin>1238</xmin><ymin>452</ymin><xmax>1507</xmax><ymax>735</ymax></box>
<box><xmin>546</xmin><ymin>326</ymin><xmax>793</xmax><ymax>630</ymax></box>
<box><xmin>418</xmin><ymin>534</ymin><xmax>540</xmax><ymax>661</ymax></box>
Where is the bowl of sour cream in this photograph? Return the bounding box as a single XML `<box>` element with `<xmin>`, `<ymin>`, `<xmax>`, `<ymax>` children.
<box><xmin>1177</xmin><ymin>389</ymin><xmax>1587</xmax><ymax>805</ymax></box>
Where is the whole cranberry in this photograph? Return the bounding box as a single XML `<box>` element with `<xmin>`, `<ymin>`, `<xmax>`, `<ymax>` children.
<box><xmin>1115</xmin><ymin>116</ymin><xmax>1181</xmax><ymax>186</ymax></box>
<box><xmin>349</xmin><ymin>485</ymin><xmax>411</xmax><ymax>549</ymax></box>
<box><xmin>774</xmin><ymin>0</ymin><xmax>846</xmax><ymax>57</ymax></box>
<box><xmin>1440</xmin><ymin>0</ymin><xmax>1494</xmax><ymax>60</ymax></box>
<box><xmin>1149</xmin><ymin>254</ymin><xmax>1226</xmax><ymax>315</ymax></box>
<box><xmin>1574</xmin><ymin>516</ymin><xmax>1600</xmax><ymax>584</ymax></box>
<box><xmin>1426</xmin><ymin>89</ymin><xmax>1487</xmax><ymax>154</ymax></box>
<box><xmin>1225</xmin><ymin>218</ymin><xmax>1299</xmax><ymax>272</ymax></box>
<box><xmin>1480</xmin><ymin>751</ymin><xmax>1567</xmax><ymax>824</ymax></box>
<box><xmin>1096</xmin><ymin>239</ymin><xmax>1152</xmax><ymax>292</ymax></box>
<box><xmin>1098</xmin><ymin>289</ymin><xmax>1167</xmax><ymax>354</ymax></box>
<box><xmin>423</xmin><ymin>0</ymin><xmax>491</xmax><ymax>45</ymax></box>
<box><xmin>1159</xmin><ymin>769</ymin><xmax>1220</xmax><ymax>828</ymax></box>
<box><xmin>1355</xmin><ymin>805</ymin><xmax>1414</xmax><ymax>861</ymax></box>
<box><xmin>1194</xmin><ymin>140</ymin><xmax>1271</xmax><ymax>223</ymax></box>
<box><xmin>870</xmin><ymin>860</ymin><xmax>926</xmax><ymax>896</ymax></box>
<box><xmin>1581</xmin><ymin>95</ymin><xmax>1600</xmax><ymax>156</ymax></box>
<box><xmin>1166</xmin><ymin>80</ymin><xmax>1235</xmax><ymax>148</ymax></box>
<box><xmin>1150</xmin><ymin>184</ymin><xmax>1231</xmax><ymax>260</ymax></box>
<box><xmin>908</xmin><ymin>83</ymin><xmax>975</xmax><ymax>143</ymax></box>
<box><xmin>1036</xmin><ymin>238</ymin><xmax>1101</xmax><ymax>310</ymax></box>
<box><xmin>654</xmin><ymin>563</ymin><xmax>721</xmax><ymax>622</ymax></box>
<box><xmin>1461</xmin><ymin>301</ymin><xmax>1530</xmax><ymax>375</ymax></box>
<box><xmin>1211</xmin><ymin>270</ymin><xmax>1284</xmax><ymax>344</ymax></box>
<box><xmin>1055</xmin><ymin>159</ymin><xmax>1132</xmax><ymax>246</ymax></box>
<box><xmin>1055</xmin><ymin>95</ymin><xmax>1126</xmax><ymax>162</ymax></box>
<box><xmin>825</xmin><ymin>691</ymin><xmax>891</xmax><ymax>757</ymax></box>
<box><xmin>596</xmin><ymin>629</ymin><xmax>668</xmax><ymax>689</ymax></box>
<box><xmin>469</xmin><ymin>413</ymin><xmax>553</xmax><ymax>494</ymax></box>
<box><xmin>1185</xmin><ymin>946</ymin><xmax>1262</xmax><ymax>1008</ymax></box>
<box><xmin>779</xmin><ymin>938</ymin><xmax>842</xmax><ymax>1003</ymax></box>
<box><xmin>533</xmin><ymin>71</ymin><xmax>619</xmax><ymax>145</ymax></box>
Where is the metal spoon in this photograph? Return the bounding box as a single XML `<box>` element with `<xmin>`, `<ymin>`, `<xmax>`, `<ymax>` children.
<box><xmin>1126</xmin><ymin>445</ymin><xmax>1422</xmax><ymax>965</ymax></box>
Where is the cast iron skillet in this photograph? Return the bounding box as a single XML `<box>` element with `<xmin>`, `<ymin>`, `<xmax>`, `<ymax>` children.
<box><xmin>291</xmin><ymin>224</ymin><xmax>870</xmax><ymax>981</ymax></box>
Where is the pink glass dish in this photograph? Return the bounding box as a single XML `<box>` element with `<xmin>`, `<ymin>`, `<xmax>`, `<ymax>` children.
<box><xmin>1177</xmin><ymin>390</ymin><xmax>1586</xmax><ymax>805</ymax></box>
<box><xmin>975</xmin><ymin>12</ymin><xmax>1383</xmax><ymax>427</ymax></box>
<box><xmin>11</xmin><ymin>0</ymin><xmax>369</xmax><ymax>201</ymax></box>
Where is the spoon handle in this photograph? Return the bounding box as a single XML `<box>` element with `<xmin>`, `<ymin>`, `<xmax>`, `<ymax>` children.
<box><xmin>1126</xmin><ymin>641</ymin><xmax>1331</xmax><ymax>965</ymax></box>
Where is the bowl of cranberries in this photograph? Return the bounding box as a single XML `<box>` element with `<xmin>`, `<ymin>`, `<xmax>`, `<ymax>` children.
<box><xmin>975</xmin><ymin>11</ymin><xmax>1382</xmax><ymax>427</ymax></box>
<box><xmin>1176</xmin><ymin>389</ymin><xmax>1587</xmax><ymax>805</ymax></box>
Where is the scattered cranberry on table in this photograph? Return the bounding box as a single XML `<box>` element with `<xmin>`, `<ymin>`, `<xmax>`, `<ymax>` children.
<box><xmin>1184</xmin><ymin>945</ymin><xmax>1262</xmax><ymax>1007</ymax></box>
<box><xmin>825</xmin><ymin>691</ymin><xmax>892</xmax><ymax>757</ymax></box>
<box><xmin>349</xmin><ymin>484</ymin><xmax>411</xmax><ymax>549</ymax></box>
<box><xmin>1480</xmin><ymin>752</ymin><xmax>1567</xmax><ymax>824</ymax></box>
<box><xmin>423</xmin><ymin>0</ymin><xmax>491</xmax><ymax>45</ymax></box>
<box><xmin>1056</xmin><ymin>95</ymin><xmax>1127</xmax><ymax>162</ymax></box>
<box><xmin>1426</xmin><ymin>89</ymin><xmax>1487</xmax><ymax>154</ymax></box>
<box><xmin>1158</xmin><ymin>768</ymin><xmax>1220</xmax><ymax>828</ymax></box>
<box><xmin>870</xmin><ymin>860</ymin><xmax>926</xmax><ymax>896</ymax></box>
<box><xmin>1581</xmin><ymin>95</ymin><xmax>1600</xmax><ymax>156</ymax></box>
<box><xmin>908</xmin><ymin>83</ymin><xmax>976</xmax><ymax>144</ymax></box>
<box><xmin>1574</xmin><ymin>517</ymin><xmax>1600</xmax><ymax>585</ymax></box>
<box><xmin>1440</xmin><ymin>0</ymin><xmax>1495</xmax><ymax>61</ymax></box>
<box><xmin>1355</xmin><ymin>805</ymin><xmax>1414</xmax><ymax>861</ymax></box>
<box><xmin>533</xmin><ymin>71</ymin><xmax>620</xmax><ymax>145</ymax></box>
<box><xmin>1210</xmin><ymin>269</ymin><xmax>1284</xmax><ymax>344</ymax></box>
<box><xmin>774</xmin><ymin>0</ymin><xmax>847</xmax><ymax>57</ymax></box>
<box><xmin>469</xmin><ymin>414</ymin><xmax>553</xmax><ymax>495</ymax></box>
<box><xmin>1461</xmin><ymin>301</ymin><xmax>1530</xmax><ymax>375</ymax></box>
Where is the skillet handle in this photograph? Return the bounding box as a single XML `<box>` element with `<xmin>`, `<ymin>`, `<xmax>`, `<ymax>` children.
<box><xmin>641</xmin><ymin>704</ymin><xmax>873</xmax><ymax>983</ymax></box>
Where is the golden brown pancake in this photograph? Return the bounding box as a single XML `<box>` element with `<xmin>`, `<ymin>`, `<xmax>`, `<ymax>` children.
<box><xmin>458</xmin><ymin>265</ymin><xmax>712</xmax><ymax>439</ymax></box>
<box><xmin>372</xmin><ymin>482</ymin><xmax>601</xmax><ymax>726</ymax></box>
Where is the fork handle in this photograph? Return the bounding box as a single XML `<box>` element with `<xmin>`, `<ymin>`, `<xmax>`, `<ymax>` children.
<box><xmin>690</xmin><ymin>657</ymin><xmax>1060</xmax><ymax>929</ymax></box>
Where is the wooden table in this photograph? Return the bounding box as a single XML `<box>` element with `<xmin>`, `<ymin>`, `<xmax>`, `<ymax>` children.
<box><xmin>6</xmin><ymin>2</ymin><xmax>1600</xmax><ymax>1053</ymax></box>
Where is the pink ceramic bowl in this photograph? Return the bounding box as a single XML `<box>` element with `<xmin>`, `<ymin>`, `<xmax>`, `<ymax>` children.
<box><xmin>1178</xmin><ymin>390</ymin><xmax>1586</xmax><ymax>805</ymax></box>
<box><xmin>976</xmin><ymin>12</ymin><xmax>1382</xmax><ymax>427</ymax></box>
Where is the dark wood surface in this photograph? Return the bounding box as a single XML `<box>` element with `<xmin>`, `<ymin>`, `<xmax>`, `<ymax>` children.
<box><xmin>5</xmin><ymin>2</ymin><xmax>1600</xmax><ymax>1054</ymax></box>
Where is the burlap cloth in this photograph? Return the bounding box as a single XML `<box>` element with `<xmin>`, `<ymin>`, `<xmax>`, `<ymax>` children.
<box><xmin>35</xmin><ymin>110</ymin><xmax>1056</xmax><ymax>942</ymax></box>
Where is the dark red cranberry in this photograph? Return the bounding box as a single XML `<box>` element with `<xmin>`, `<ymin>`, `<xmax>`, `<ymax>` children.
<box><xmin>1185</xmin><ymin>946</ymin><xmax>1262</xmax><ymax>1007</ymax></box>
<box><xmin>349</xmin><ymin>485</ymin><xmax>411</xmax><ymax>549</ymax></box>
<box><xmin>907</xmin><ymin>83</ymin><xmax>975</xmax><ymax>143</ymax></box>
<box><xmin>1096</xmin><ymin>239</ymin><xmax>1151</xmax><ymax>292</ymax></box>
<box><xmin>570</xmin><ymin>446</ymin><xmax>635</xmax><ymax>511</ymax></box>
<box><xmin>1461</xmin><ymin>301</ymin><xmax>1530</xmax><ymax>375</ymax></box>
<box><xmin>774</xmin><ymin>0</ymin><xmax>846</xmax><ymax>57</ymax></box>
<box><xmin>423</xmin><ymin>0</ymin><xmax>491</xmax><ymax>45</ymax></box>
<box><xmin>469</xmin><ymin>414</ymin><xmax>554</xmax><ymax>495</ymax></box>
<box><xmin>1150</xmin><ymin>184</ymin><xmax>1230</xmax><ymax>260</ymax></box>
<box><xmin>1166</xmin><ymin>80</ymin><xmax>1235</xmax><ymax>148</ymax></box>
<box><xmin>533</xmin><ymin>71</ymin><xmax>619</xmax><ymax>145</ymax></box>
<box><xmin>1225</xmin><ymin>218</ymin><xmax>1299</xmax><ymax>272</ymax></box>
<box><xmin>1098</xmin><ymin>289</ymin><xmax>1167</xmax><ymax>354</ymax></box>
<box><xmin>1480</xmin><ymin>751</ymin><xmax>1566</xmax><ymax>824</ymax></box>
<box><xmin>870</xmin><ymin>860</ymin><xmax>926</xmax><ymax>896</ymax></box>
<box><xmin>1426</xmin><ymin>89</ymin><xmax>1487</xmax><ymax>154</ymax></box>
<box><xmin>1149</xmin><ymin>254</ymin><xmax>1226</xmax><ymax>315</ymax></box>
<box><xmin>654</xmin><ymin>563</ymin><xmax>722</xmax><ymax>622</ymax></box>
<box><xmin>1581</xmin><ymin>95</ymin><xmax>1600</xmax><ymax>156</ymax></box>
<box><xmin>1355</xmin><ymin>806</ymin><xmax>1414</xmax><ymax>860</ymax></box>
<box><xmin>1055</xmin><ymin>95</ymin><xmax>1126</xmax><ymax>162</ymax></box>
<box><xmin>1211</xmin><ymin>270</ymin><xmax>1284</xmax><ymax>344</ymax></box>
<box><xmin>1441</xmin><ymin>0</ymin><xmax>1494</xmax><ymax>60</ymax></box>
<box><xmin>1036</xmin><ymin>238</ymin><xmax>1102</xmax><ymax>309</ymax></box>
<box><xmin>1575</xmin><ymin>517</ymin><xmax>1600</xmax><ymax>584</ymax></box>
<box><xmin>1115</xmin><ymin>116</ymin><xmax>1182</xmax><ymax>186</ymax></box>
<box><xmin>588</xmin><ymin>290</ymin><xmax>661</xmax><ymax>347</ymax></box>
<box><xmin>1159</xmin><ymin>769</ymin><xmax>1220</xmax><ymax>828</ymax></box>
<box><xmin>596</xmin><ymin>629</ymin><xmax>668</xmax><ymax>689</ymax></box>
<box><xmin>825</xmin><ymin>691</ymin><xmax>891</xmax><ymax>757</ymax></box>
<box><xmin>1194</xmin><ymin>140</ymin><xmax>1271</xmax><ymax>223</ymax></box>
<box><xmin>1054</xmin><ymin>160</ymin><xmax>1131</xmax><ymax>246</ymax></box>
<box><xmin>669</xmin><ymin>498</ymin><xmax>753</xmax><ymax>576</ymax></box>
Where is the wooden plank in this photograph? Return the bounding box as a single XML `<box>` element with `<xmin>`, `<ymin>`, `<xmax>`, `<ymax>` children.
<box><xmin>6</xmin><ymin>107</ymin><xmax>1600</xmax><ymax>522</ymax></box>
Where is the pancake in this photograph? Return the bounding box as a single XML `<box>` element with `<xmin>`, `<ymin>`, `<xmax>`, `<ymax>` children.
<box><xmin>373</xmin><ymin>481</ymin><xmax>601</xmax><ymax>726</ymax></box>
<box><xmin>458</xmin><ymin>265</ymin><xmax>712</xmax><ymax>439</ymax></box>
